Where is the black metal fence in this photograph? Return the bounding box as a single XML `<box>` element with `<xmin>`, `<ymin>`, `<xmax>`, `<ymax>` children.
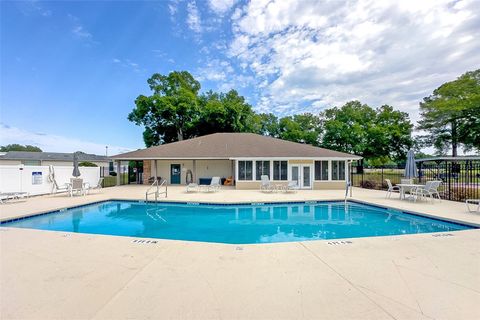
<box><xmin>351</xmin><ymin>159</ymin><xmax>480</xmax><ymax>202</ymax></box>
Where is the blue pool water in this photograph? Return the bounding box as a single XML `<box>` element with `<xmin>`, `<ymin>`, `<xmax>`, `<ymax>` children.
<box><xmin>1</xmin><ymin>201</ymin><xmax>472</xmax><ymax>244</ymax></box>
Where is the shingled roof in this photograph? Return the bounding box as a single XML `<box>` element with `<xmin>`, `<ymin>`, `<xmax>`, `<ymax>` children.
<box><xmin>113</xmin><ymin>133</ymin><xmax>361</xmax><ymax>160</ymax></box>
<box><xmin>0</xmin><ymin>151</ymin><xmax>110</xmax><ymax>162</ymax></box>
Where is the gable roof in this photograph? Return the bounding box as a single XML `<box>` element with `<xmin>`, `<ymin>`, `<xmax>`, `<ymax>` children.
<box><xmin>113</xmin><ymin>133</ymin><xmax>361</xmax><ymax>160</ymax></box>
<box><xmin>0</xmin><ymin>151</ymin><xmax>110</xmax><ymax>162</ymax></box>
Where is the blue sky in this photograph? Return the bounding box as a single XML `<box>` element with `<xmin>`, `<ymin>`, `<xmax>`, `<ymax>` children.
<box><xmin>1</xmin><ymin>0</ymin><xmax>479</xmax><ymax>155</ymax></box>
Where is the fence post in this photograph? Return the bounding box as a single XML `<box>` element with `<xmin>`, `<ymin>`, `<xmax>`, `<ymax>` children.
<box><xmin>381</xmin><ymin>167</ymin><xmax>384</xmax><ymax>190</ymax></box>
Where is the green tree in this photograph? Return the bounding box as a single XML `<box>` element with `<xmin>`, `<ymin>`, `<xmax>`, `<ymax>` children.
<box><xmin>196</xmin><ymin>90</ymin><xmax>257</xmax><ymax>135</ymax></box>
<box><xmin>0</xmin><ymin>144</ymin><xmax>42</xmax><ymax>152</ymax></box>
<box><xmin>255</xmin><ymin>113</ymin><xmax>280</xmax><ymax>137</ymax></box>
<box><xmin>78</xmin><ymin>161</ymin><xmax>98</xmax><ymax>167</ymax></box>
<box><xmin>278</xmin><ymin>113</ymin><xmax>322</xmax><ymax>146</ymax></box>
<box><xmin>418</xmin><ymin>69</ymin><xmax>480</xmax><ymax>156</ymax></box>
<box><xmin>321</xmin><ymin>101</ymin><xmax>414</xmax><ymax>161</ymax></box>
<box><xmin>128</xmin><ymin>71</ymin><xmax>201</xmax><ymax>146</ymax></box>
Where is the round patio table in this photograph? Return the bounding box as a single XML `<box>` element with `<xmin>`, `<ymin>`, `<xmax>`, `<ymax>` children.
<box><xmin>396</xmin><ymin>183</ymin><xmax>424</xmax><ymax>200</ymax></box>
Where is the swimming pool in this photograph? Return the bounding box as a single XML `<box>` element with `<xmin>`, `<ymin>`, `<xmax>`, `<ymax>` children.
<box><xmin>1</xmin><ymin>200</ymin><xmax>472</xmax><ymax>244</ymax></box>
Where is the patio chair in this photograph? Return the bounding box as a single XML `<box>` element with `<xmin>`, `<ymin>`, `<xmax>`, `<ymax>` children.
<box><xmin>413</xmin><ymin>181</ymin><xmax>442</xmax><ymax>202</ymax></box>
<box><xmin>284</xmin><ymin>180</ymin><xmax>299</xmax><ymax>193</ymax></box>
<box><xmin>0</xmin><ymin>192</ymin><xmax>28</xmax><ymax>204</ymax></box>
<box><xmin>465</xmin><ymin>199</ymin><xmax>480</xmax><ymax>213</ymax></box>
<box><xmin>70</xmin><ymin>178</ymin><xmax>85</xmax><ymax>197</ymax></box>
<box><xmin>385</xmin><ymin>179</ymin><xmax>400</xmax><ymax>198</ymax></box>
<box><xmin>260</xmin><ymin>175</ymin><xmax>274</xmax><ymax>193</ymax></box>
<box><xmin>224</xmin><ymin>176</ymin><xmax>234</xmax><ymax>186</ymax></box>
<box><xmin>85</xmin><ymin>178</ymin><xmax>104</xmax><ymax>194</ymax></box>
<box><xmin>200</xmin><ymin>177</ymin><xmax>221</xmax><ymax>193</ymax></box>
<box><xmin>52</xmin><ymin>179</ymin><xmax>70</xmax><ymax>194</ymax></box>
<box><xmin>186</xmin><ymin>183</ymin><xmax>199</xmax><ymax>193</ymax></box>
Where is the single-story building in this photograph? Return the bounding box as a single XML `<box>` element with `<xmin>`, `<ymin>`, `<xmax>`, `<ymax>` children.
<box><xmin>0</xmin><ymin>151</ymin><xmax>112</xmax><ymax>168</ymax></box>
<box><xmin>112</xmin><ymin>133</ymin><xmax>361</xmax><ymax>190</ymax></box>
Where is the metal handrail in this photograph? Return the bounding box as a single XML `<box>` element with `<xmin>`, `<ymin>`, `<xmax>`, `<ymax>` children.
<box><xmin>146</xmin><ymin>179</ymin><xmax>168</xmax><ymax>202</ymax></box>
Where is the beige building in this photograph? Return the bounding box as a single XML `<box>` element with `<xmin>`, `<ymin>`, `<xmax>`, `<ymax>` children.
<box><xmin>112</xmin><ymin>133</ymin><xmax>361</xmax><ymax>190</ymax></box>
<box><xmin>0</xmin><ymin>151</ymin><xmax>111</xmax><ymax>167</ymax></box>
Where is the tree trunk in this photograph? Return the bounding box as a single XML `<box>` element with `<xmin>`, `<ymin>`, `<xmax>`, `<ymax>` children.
<box><xmin>177</xmin><ymin>127</ymin><xmax>183</xmax><ymax>141</ymax></box>
<box><xmin>451</xmin><ymin>120</ymin><xmax>457</xmax><ymax>157</ymax></box>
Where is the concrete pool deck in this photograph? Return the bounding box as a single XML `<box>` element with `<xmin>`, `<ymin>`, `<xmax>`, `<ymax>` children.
<box><xmin>1</xmin><ymin>186</ymin><xmax>479</xmax><ymax>319</ymax></box>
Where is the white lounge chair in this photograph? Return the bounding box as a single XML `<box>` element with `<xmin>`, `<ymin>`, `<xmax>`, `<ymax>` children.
<box><xmin>385</xmin><ymin>179</ymin><xmax>400</xmax><ymax>198</ymax></box>
<box><xmin>284</xmin><ymin>180</ymin><xmax>299</xmax><ymax>193</ymax></box>
<box><xmin>0</xmin><ymin>192</ymin><xmax>29</xmax><ymax>204</ymax></box>
<box><xmin>260</xmin><ymin>175</ymin><xmax>274</xmax><ymax>193</ymax></box>
<box><xmin>200</xmin><ymin>177</ymin><xmax>221</xmax><ymax>193</ymax></box>
<box><xmin>52</xmin><ymin>179</ymin><xmax>70</xmax><ymax>194</ymax></box>
<box><xmin>85</xmin><ymin>178</ymin><xmax>104</xmax><ymax>194</ymax></box>
<box><xmin>186</xmin><ymin>183</ymin><xmax>199</xmax><ymax>193</ymax></box>
<box><xmin>70</xmin><ymin>178</ymin><xmax>86</xmax><ymax>196</ymax></box>
<box><xmin>413</xmin><ymin>181</ymin><xmax>442</xmax><ymax>202</ymax></box>
<box><xmin>466</xmin><ymin>199</ymin><xmax>480</xmax><ymax>213</ymax></box>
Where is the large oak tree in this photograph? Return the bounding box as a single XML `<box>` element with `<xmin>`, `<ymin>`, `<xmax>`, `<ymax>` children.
<box><xmin>418</xmin><ymin>69</ymin><xmax>480</xmax><ymax>156</ymax></box>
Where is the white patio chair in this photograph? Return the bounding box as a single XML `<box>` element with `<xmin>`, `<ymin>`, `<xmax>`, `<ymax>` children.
<box><xmin>201</xmin><ymin>177</ymin><xmax>221</xmax><ymax>193</ymax></box>
<box><xmin>413</xmin><ymin>181</ymin><xmax>442</xmax><ymax>202</ymax></box>
<box><xmin>385</xmin><ymin>179</ymin><xmax>400</xmax><ymax>198</ymax></box>
<box><xmin>465</xmin><ymin>199</ymin><xmax>480</xmax><ymax>213</ymax></box>
<box><xmin>70</xmin><ymin>178</ymin><xmax>85</xmax><ymax>196</ymax></box>
<box><xmin>85</xmin><ymin>178</ymin><xmax>104</xmax><ymax>194</ymax></box>
<box><xmin>260</xmin><ymin>175</ymin><xmax>274</xmax><ymax>193</ymax></box>
<box><xmin>52</xmin><ymin>179</ymin><xmax>70</xmax><ymax>194</ymax></box>
<box><xmin>186</xmin><ymin>183</ymin><xmax>199</xmax><ymax>193</ymax></box>
<box><xmin>284</xmin><ymin>180</ymin><xmax>299</xmax><ymax>193</ymax></box>
<box><xmin>0</xmin><ymin>192</ymin><xmax>29</xmax><ymax>204</ymax></box>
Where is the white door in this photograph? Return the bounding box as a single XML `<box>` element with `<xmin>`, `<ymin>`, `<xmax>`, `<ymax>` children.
<box><xmin>291</xmin><ymin>165</ymin><xmax>312</xmax><ymax>189</ymax></box>
<box><xmin>302</xmin><ymin>165</ymin><xmax>312</xmax><ymax>189</ymax></box>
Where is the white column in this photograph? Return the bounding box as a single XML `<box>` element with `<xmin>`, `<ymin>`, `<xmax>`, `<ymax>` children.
<box><xmin>234</xmin><ymin>160</ymin><xmax>238</xmax><ymax>183</ymax></box>
<box><xmin>328</xmin><ymin>160</ymin><xmax>332</xmax><ymax>181</ymax></box>
<box><xmin>116</xmin><ymin>161</ymin><xmax>121</xmax><ymax>186</ymax></box>
<box><xmin>154</xmin><ymin>160</ymin><xmax>158</xmax><ymax>180</ymax></box>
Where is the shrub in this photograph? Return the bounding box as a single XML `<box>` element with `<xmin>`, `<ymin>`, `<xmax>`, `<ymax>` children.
<box><xmin>360</xmin><ymin>180</ymin><xmax>377</xmax><ymax>189</ymax></box>
<box><xmin>109</xmin><ymin>171</ymin><xmax>117</xmax><ymax>176</ymax></box>
<box><xmin>78</xmin><ymin>161</ymin><xmax>98</xmax><ymax>167</ymax></box>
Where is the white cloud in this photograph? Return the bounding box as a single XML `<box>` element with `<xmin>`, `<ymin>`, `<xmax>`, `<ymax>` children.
<box><xmin>186</xmin><ymin>1</ymin><xmax>202</xmax><ymax>33</ymax></box>
<box><xmin>0</xmin><ymin>124</ymin><xmax>132</xmax><ymax>155</ymax></box>
<box><xmin>208</xmin><ymin>0</ymin><xmax>238</xmax><ymax>15</ymax></box>
<box><xmin>224</xmin><ymin>0</ymin><xmax>480</xmax><ymax>120</ymax></box>
<box><xmin>72</xmin><ymin>25</ymin><xmax>92</xmax><ymax>39</ymax></box>
<box><xmin>111</xmin><ymin>58</ymin><xmax>142</xmax><ymax>72</ymax></box>
<box><xmin>68</xmin><ymin>14</ymin><xmax>96</xmax><ymax>43</ymax></box>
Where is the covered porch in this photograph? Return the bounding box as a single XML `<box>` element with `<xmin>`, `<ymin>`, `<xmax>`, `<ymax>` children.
<box><xmin>125</xmin><ymin>159</ymin><xmax>236</xmax><ymax>186</ymax></box>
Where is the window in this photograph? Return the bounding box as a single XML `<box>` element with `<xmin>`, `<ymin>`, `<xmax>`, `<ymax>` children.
<box><xmin>238</xmin><ymin>161</ymin><xmax>253</xmax><ymax>180</ymax></box>
<box><xmin>314</xmin><ymin>161</ymin><xmax>329</xmax><ymax>180</ymax></box>
<box><xmin>255</xmin><ymin>161</ymin><xmax>270</xmax><ymax>180</ymax></box>
<box><xmin>273</xmin><ymin>161</ymin><xmax>288</xmax><ymax>180</ymax></box>
<box><xmin>22</xmin><ymin>160</ymin><xmax>41</xmax><ymax>166</ymax></box>
<box><xmin>332</xmin><ymin>161</ymin><xmax>345</xmax><ymax>180</ymax></box>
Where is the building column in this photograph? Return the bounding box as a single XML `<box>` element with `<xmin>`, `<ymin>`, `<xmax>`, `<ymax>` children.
<box><xmin>154</xmin><ymin>160</ymin><xmax>158</xmax><ymax>181</ymax></box>
<box><xmin>143</xmin><ymin>160</ymin><xmax>151</xmax><ymax>185</ymax></box>
<box><xmin>193</xmin><ymin>159</ymin><xmax>197</xmax><ymax>184</ymax></box>
<box><xmin>116</xmin><ymin>161</ymin><xmax>121</xmax><ymax>186</ymax></box>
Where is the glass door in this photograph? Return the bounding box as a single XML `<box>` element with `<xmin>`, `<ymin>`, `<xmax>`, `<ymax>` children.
<box><xmin>291</xmin><ymin>164</ymin><xmax>312</xmax><ymax>189</ymax></box>
<box><xmin>291</xmin><ymin>165</ymin><xmax>300</xmax><ymax>186</ymax></box>
<box><xmin>302</xmin><ymin>165</ymin><xmax>312</xmax><ymax>189</ymax></box>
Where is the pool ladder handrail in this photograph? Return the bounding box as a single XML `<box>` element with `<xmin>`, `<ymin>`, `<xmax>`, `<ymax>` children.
<box><xmin>146</xmin><ymin>179</ymin><xmax>167</xmax><ymax>202</ymax></box>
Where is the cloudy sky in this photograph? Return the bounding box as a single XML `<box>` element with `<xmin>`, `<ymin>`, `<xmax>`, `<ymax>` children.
<box><xmin>1</xmin><ymin>0</ymin><xmax>479</xmax><ymax>155</ymax></box>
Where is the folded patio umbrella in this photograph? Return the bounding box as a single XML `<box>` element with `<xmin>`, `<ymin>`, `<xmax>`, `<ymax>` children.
<box><xmin>72</xmin><ymin>152</ymin><xmax>81</xmax><ymax>177</ymax></box>
<box><xmin>404</xmin><ymin>149</ymin><xmax>418</xmax><ymax>178</ymax></box>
